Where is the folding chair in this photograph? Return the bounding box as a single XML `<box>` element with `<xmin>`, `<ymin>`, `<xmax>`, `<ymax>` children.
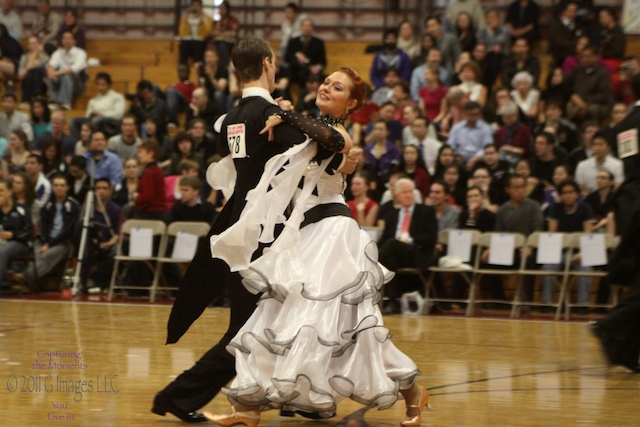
<box><xmin>564</xmin><ymin>232</ymin><xmax>617</xmax><ymax>320</ymax></box>
<box><xmin>425</xmin><ymin>229</ymin><xmax>481</xmax><ymax>316</ymax></box>
<box><xmin>149</xmin><ymin>221</ymin><xmax>211</xmax><ymax>302</ymax></box>
<box><xmin>467</xmin><ymin>232</ymin><xmax>527</xmax><ymax>317</ymax></box>
<box><xmin>107</xmin><ymin>219</ymin><xmax>166</xmax><ymax>301</ymax></box>
<box><xmin>511</xmin><ymin>232</ymin><xmax>572</xmax><ymax>320</ymax></box>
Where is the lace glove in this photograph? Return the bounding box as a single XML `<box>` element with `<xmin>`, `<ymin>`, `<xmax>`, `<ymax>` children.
<box><xmin>278</xmin><ymin>110</ymin><xmax>345</xmax><ymax>152</ymax></box>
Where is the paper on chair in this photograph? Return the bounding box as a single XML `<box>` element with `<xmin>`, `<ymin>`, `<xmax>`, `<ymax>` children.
<box><xmin>579</xmin><ymin>234</ymin><xmax>607</xmax><ymax>267</ymax></box>
<box><xmin>447</xmin><ymin>230</ymin><xmax>473</xmax><ymax>262</ymax></box>
<box><xmin>171</xmin><ymin>231</ymin><xmax>199</xmax><ymax>261</ymax></box>
<box><xmin>130</xmin><ymin>227</ymin><xmax>153</xmax><ymax>257</ymax></box>
<box><xmin>536</xmin><ymin>233</ymin><xmax>563</xmax><ymax>264</ymax></box>
<box><xmin>489</xmin><ymin>234</ymin><xmax>515</xmax><ymax>266</ymax></box>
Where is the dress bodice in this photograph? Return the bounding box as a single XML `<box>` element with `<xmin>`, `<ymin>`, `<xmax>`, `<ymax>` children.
<box><xmin>297</xmin><ymin>161</ymin><xmax>346</xmax><ymax>212</ymax></box>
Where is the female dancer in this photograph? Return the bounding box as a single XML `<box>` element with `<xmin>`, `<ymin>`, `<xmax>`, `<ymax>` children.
<box><xmin>206</xmin><ymin>68</ymin><xmax>429</xmax><ymax>426</ymax></box>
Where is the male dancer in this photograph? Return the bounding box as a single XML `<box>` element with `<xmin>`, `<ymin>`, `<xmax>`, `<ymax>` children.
<box><xmin>152</xmin><ymin>37</ymin><xmax>358</xmax><ymax>422</ymax></box>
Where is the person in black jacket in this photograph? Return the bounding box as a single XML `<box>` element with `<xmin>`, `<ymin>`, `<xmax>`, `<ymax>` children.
<box><xmin>378</xmin><ymin>178</ymin><xmax>438</xmax><ymax>314</ymax></box>
<box><xmin>169</xmin><ymin>175</ymin><xmax>216</xmax><ymax>224</ymax></box>
<box><xmin>0</xmin><ymin>179</ymin><xmax>33</xmax><ymax>289</ymax></box>
<box><xmin>24</xmin><ymin>174</ymin><xmax>80</xmax><ymax>284</ymax></box>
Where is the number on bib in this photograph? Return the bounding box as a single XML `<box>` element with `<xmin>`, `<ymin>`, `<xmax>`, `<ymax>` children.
<box><xmin>227</xmin><ymin>123</ymin><xmax>247</xmax><ymax>158</ymax></box>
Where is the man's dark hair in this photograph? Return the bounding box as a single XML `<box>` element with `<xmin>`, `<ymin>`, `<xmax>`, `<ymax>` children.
<box><xmin>231</xmin><ymin>37</ymin><xmax>273</xmax><ymax>84</ymax></box>
<box><xmin>95</xmin><ymin>72</ymin><xmax>112</xmax><ymax>85</ymax></box>
<box><xmin>383</xmin><ymin>28</ymin><xmax>398</xmax><ymax>42</ymax></box>
<box><xmin>61</xmin><ymin>30</ymin><xmax>75</xmax><ymax>40</ymax></box>
<box><xmin>2</xmin><ymin>93</ymin><xmax>16</xmax><ymax>102</ymax></box>
<box><xmin>139</xmin><ymin>138</ymin><xmax>160</xmax><ymax>158</ymax></box>
<box><xmin>94</xmin><ymin>178</ymin><xmax>112</xmax><ymax>188</ymax></box>
<box><xmin>557</xmin><ymin>179</ymin><xmax>580</xmax><ymax>195</ymax></box>
<box><xmin>592</xmin><ymin>130</ymin><xmax>612</xmax><ymax>147</ymax></box>
<box><xmin>506</xmin><ymin>173</ymin><xmax>526</xmax><ymax>188</ymax></box>
<box><xmin>136</xmin><ymin>80</ymin><xmax>154</xmax><ymax>92</ymax></box>
<box><xmin>425</xmin><ymin>15</ymin><xmax>441</xmax><ymax>26</ymax></box>
<box><xmin>50</xmin><ymin>173</ymin><xmax>69</xmax><ymax>185</ymax></box>
<box><xmin>432</xmin><ymin>180</ymin><xmax>450</xmax><ymax>195</ymax></box>
<box><xmin>465</xmin><ymin>101</ymin><xmax>481</xmax><ymax>111</ymax></box>
<box><xmin>285</xmin><ymin>2</ymin><xmax>298</xmax><ymax>12</ymax></box>
<box><xmin>536</xmin><ymin>131</ymin><xmax>556</xmax><ymax>145</ymax></box>
<box><xmin>27</xmin><ymin>153</ymin><xmax>43</xmax><ymax>165</ymax></box>
<box><xmin>179</xmin><ymin>175</ymin><xmax>202</xmax><ymax>191</ymax></box>
<box><xmin>69</xmin><ymin>155</ymin><xmax>87</xmax><ymax>169</ymax></box>
<box><xmin>384</xmin><ymin>67</ymin><xmax>400</xmax><ymax>77</ymax></box>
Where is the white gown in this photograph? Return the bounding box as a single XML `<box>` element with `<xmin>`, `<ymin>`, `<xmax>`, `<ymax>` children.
<box><xmin>209</xmin><ymin>140</ymin><xmax>419</xmax><ymax>414</ymax></box>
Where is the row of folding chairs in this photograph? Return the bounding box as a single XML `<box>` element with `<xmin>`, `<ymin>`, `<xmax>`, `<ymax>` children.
<box><xmin>107</xmin><ymin>219</ymin><xmax>211</xmax><ymax>302</ymax></box>
<box><xmin>423</xmin><ymin>230</ymin><xmax>621</xmax><ymax>320</ymax></box>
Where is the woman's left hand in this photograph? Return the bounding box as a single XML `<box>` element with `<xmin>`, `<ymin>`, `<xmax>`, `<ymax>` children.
<box><xmin>260</xmin><ymin>115</ymin><xmax>284</xmax><ymax>141</ymax></box>
<box><xmin>275</xmin><ymin>97</ymin><xmax>294</xmax><ymax>111</ymax></box>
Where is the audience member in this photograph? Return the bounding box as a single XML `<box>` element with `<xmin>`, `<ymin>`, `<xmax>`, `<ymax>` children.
<box><xmin>370</xmin><ymin>29</ymin><xmax>411</xmax><ymax>89</ymax></box>
<box><xmin>469</xmin><ymin>166</ymin><xmax>505</xmax><ymax>212</ymax></box>
<box><xmin>1</xmin><ymin>129</ymin><xmax>29</xmax><ymax>177</ymax></box>
<box><xmin>401</xmin><ymin>104</ymin><xmax>420</xmax><ymax>145</ymax></box>
<box><xmin>541</xmin><ymin>163</ymin><xmax>571</xmax><ymax>211</ymax></box>
<box><xmin>458</xmin><ymin>185</ymin><xmax>496</xmax><ymax>232</ymax></box>
<box><xmin>41</xmin><ymin>138</ymin><xmax>68</xmax><ymax>179</ymax></box>
<box><xmin>0</xmin><ymin>0</ymin><xmax>21</xmax><ymax>40</ymax></box>
<box><xmin>196</xmin><ymin>46</ymin><xmax>228</xmax><ymax>113</ymax></box>
<box><xmin>364</xmin><ymin>119</ymin><xmax>401</xmax><ymax>193</ymax></box>
<box><xmin>599</xmin><ymin>7</ymin><xmax>625</xmax><ymax>64</ymax></box>
<box><xmin>410</xmin><ymin>48</ymin><xmax>452</xmax><ymax>102</ymax></box>
<box><xmin>284</xmin><ymin>18</ymin><xmax>326</xmax><ymax>87</ymax></box>
<box><xmin>56</xmin><ymin>9</ymin><xmax>85</xmax><ymax>49</ymax></box>
<box><xmin>164</xmin><ymin>132</ymin><xmax>204</xmax><ymax>176</ymax></box>
<box><xmin>0</xmin><ymin>178</ymin><xmax>33</xmax><ymax>290</ymax></box>
<box><xmin>510</xmin><ymin>71</ymin><xmax>538</xmax><ymax>123</ymax></box>
<box><xmin>78</xmin><ymin>177</ymin><xmax>121</xmax><ymax>293</ymax></box>
<box><xmin>294</xmin><ymin>74</ymin><xmax>320</xmax><ymax>117</ymax></box>
<box><xmin>0</xmin><ymin>23</ymin><xmax>21</xmax><ymax>87</ymax></box>
<box><xmin>425</xmin><ymin>16</ymin><xmax>461</xmax><ymax>71</ymax></box>
<box><xmin>25</xmin><ymin>154</ymin><xmax>50</xmax><ymax>208</ymax></box>
<box><xmin>483</xmin><ymin>174</ymin><xmax>543</xmax><ymax>302</ymax></box>
<box><xmin>568</xmin><ymin>121</ymin><xmax>599</xmax><ymax>172</ymax></box>
<box><xmin>530</xmin><ymin>131</ymin><xmax>564</xmax><ymax>189</ymax></box>
<box><xmin>133</xmin><ymin>139</ymin><xmax>166</xmax><ymax>221</ymax></box>
<box><xmin>455</xmin><ymin>12</ymin><xmax>478</xmax><ymax>54</ymax></box>
<box><xmin>540</xmin><ymin>179</ymin><xmax>594</xmax><ymax>309</ymax></box>
<box><xmin>371</xmin><ymin>67</ymin><xmax>401</xmax><ymax>106</ymax></box>
<box><xmin>505</xmin><ymin>0</ymin><xmax>540</xmax><ymax>45</ymax></box>
<box><xmin>46</xmin><ymin>31</ymin><xmax>87</xmax><ymax>111</ymax></box>
<box><xmin>30</xmin><ymin>98</ymin><xmax>51</xmax><ymax>139</ymax></box>
<box><xmin>72</xmin><ymin>72</ymin><xmax>125</xmax><ymax>139</ymax></box>
<box><xmin>514</xmin><ymin>158</ymin><xmax>543</xmax><ymax>201</ymax></box>
<box><xmin>364</xmin><ymin>101</ymin><xmax>402</xmax><ymax>145</ymax></box>
<box><xmin>471</xmin><ymin>42</ymin><xmax>500</xmax><ymax>90</ymax></box>
<box><xmin>113</xmin><ymin>157</ymin><xmax>138</xmax><ymax>209</ymax></box>
<box><xmin>0</xmin><ymin>93</ymin><xmax>33</xmax><ymax>142</ymax></box>
<box><xmin>279</xmin><ymin>2</ymin><xmax>308</xmax><ymax>59</ymax></box>
<box><xmin>67</xmin><ymin>155</ymin><xmax>89</xmax><ymax>205</ymax></box>
<box><xmin>447</xmin><ymin>101</ymin><xmax>492</xmax><ymax>169</ymax></box>
<box><xmin>31</xmin><ymin>0</ymin><xmax>61</xmax><ymax>55</ymax></box>
<box><xmin>442</xmin><ymin>164</ymin><xmax>467</xmax><ymax>207</ymax></box>
<box><xmin>417</xmin><ymin>65</ymin><xmax>447</xmax><ymax>122</ymax></box>
<box><xmin>408</xmin><ymin>116</ymin><xmax>441</xmax><ymax>176</ymax></box>
<box><xmin>85</xmin><ymin>130</ymin><xmax>122</xmax><ymax>187</ymax></box>
<box><xmin>128</xmin><ymin>80</ymin><xmax>168</xmax><ymax>137</ymax></box>
<box><xmin>446</xmin><ymin>0</ymin><xmax>486</xmax><ymax>30</ymax></box>
<box><xmin>396</xmin><ymin>20</ymin><xmax>421</xmax><ymax>63</ymax></box>
<box><xmin>473</xmin><ymin>143</ymin><xmax>511</xmax><ymax>191</ymax></box>
<box><xmin>186</xmin><ymin>118</ymin><xmax>216</xmax><ymax>165</ymax></box>
<box><xmin>347</xmin><ymin>172</ymin><xmax>379</xmax><ymax>227</ymax></box>
<box><xmin>74</xmin><ymin>121</ymin><xmax>91</xmax><ymax>157</ymax></box>
<box><xmin>378</xmin><ymin>178</ymin><xmax>437</xmax><ymax>314</ymax></box>
<box><xmin>452</xmin><ymin>61</ymin><xmax>487</xmax><ymax>107</ymax></box>
<box><xmin>170</xmin><ymin>175</ymin><xmax>215</xmax><ymax>223</ymax></box>
<box><xmin>163</xmin><ymin>158</ymin><xmax>200</xmax><ymax>210</ymax></box>
<box><xmin>209</xmin><ymin>0</ymin><xmax>239</xmax><ymax>68</ymax></box>
<box><xmin>18</xmin><ymin>36</ymin><xmax>49</xmax><ymax>106</ymax></box>
<box><xmin>584</xmin><ymin>169</ymin><xmax>615</xmax><ymax>230</ymax></box>
<box><xmin>145</xmin><ymin>116</ymin><xmax>172</xmax><ymax>164</ymax></box>
<box><xmin>107</xmin><ymin>114</ymin><xmax>140</xmax><ymax>163</ymax></box>
<box><xmin>501</xmin><ymin>38</ymin><xmax>540</xmax><ymax>89</ymax></box>
<box><xmin>395</xmin><ymin>144</ymin><xmax>431</xmax><ymax>199</ymax></box>
<box><xmin>565</xmin><ymin>44</ymin><xmax>612</xmax><ymax>124</ymax></box>
<box><xmin>185</xmin><ymin>87</ymin><xmax>219</xmax><ymax>128</ymax></box>
<box><xmin>477</xmin><ymin>9</ymin><xmax>510</xmax><ymax>56</ymax></box>
<box><xmin>534</xmin><ymin>100</ymin><xmax>578</xmax><ymax>155</ymax></box>
<box><xmin>494</xmin><ymin>101</ymin><xmax>531</xmax><ymax>165</ymax></box>
<box><xmin>25</xmin><ymin>174</ymin><xmax>80</xmax><ymax>284</ymax></box>
<box><xmin>575</xmin><ymin>131</ymin><xmax>624</xmax><ymax>194</ymax></box>
<box><xmin>11</xmin><ymin>171</ymin><xmax>38</xmax><ymax>225</ymax></box>
<box><xmin>177</xmin><ymin>0</ymin><xmax>213</xmax><ymax>65</ymax></box>
<box><xmin>548</xmin><ymin>1</ymin><xmax>585</xmax><ymax>67</ymax></box>
<box><xmin>428</xmin><ymin>181</ymin><xmax>460</xmax><ymax>231</ymax></box>
<box><xmin>33</xmin><ymin>111</ymin><xmax>75</xmax><ymax>157</ymax></box>
<box><xmin>166</xmin><ymin>64</ymin><xmax>196</xmax><ymax>128</ymax></box>
<box><xmin>539</xmin><ymin>68</ymin><xmax>570</xmax><ymax>113</ymax></box>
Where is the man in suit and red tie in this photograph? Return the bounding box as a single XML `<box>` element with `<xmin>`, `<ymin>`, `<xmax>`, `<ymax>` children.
<box><xmin>378</xmin><ymin>178</ymin><xmax>438</xmax><ymax>314</ymax></box>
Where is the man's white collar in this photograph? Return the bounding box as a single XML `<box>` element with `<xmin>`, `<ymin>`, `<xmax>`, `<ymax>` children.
<box><xmin>242</xmin><ymin>87</ymin><xmax>277</xmax><ymax>105</ymax></box>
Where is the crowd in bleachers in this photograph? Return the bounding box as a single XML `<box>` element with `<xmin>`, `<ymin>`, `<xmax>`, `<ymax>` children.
<box><xmin>0</xmin><ymin>0</ymin><xmax>634</xmax><ymax>308</ymax></box>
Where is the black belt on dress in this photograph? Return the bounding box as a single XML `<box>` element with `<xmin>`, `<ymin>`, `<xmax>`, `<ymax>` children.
<box><xmin>300</xmin><ymin>203</ymin><xmax>353</xmax><ymax>229</ymax></box>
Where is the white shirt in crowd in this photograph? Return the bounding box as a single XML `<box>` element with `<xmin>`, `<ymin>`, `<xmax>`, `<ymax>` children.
<box><xmin>48</xmin><ymin>46</ymin><xmax>87</xmax><ymax>75</ymax></box>
<box><xmin>575</xmin><ymin>155</ymin><xmax>624</xmax><ymax>193</ymax></box>
<box><xmin>85</xmin><ymin>89</ymin><xmax>126</xmax><ymax>120</ymax></box>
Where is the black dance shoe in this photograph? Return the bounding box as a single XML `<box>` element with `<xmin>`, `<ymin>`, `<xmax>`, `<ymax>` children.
<box><xmin>151</xmin><ymin>391</ymin><xmax>208</xmax><ymax>423</ymax></box>
<box><xmin>589</xmin><ymin>322</ymin><xmax>640</xmax><ymax>373</ymax></box>
<box><xmin>279</xmin><ymin>408</ymin><xmax>336</xmax><ymax>419</ymax></box>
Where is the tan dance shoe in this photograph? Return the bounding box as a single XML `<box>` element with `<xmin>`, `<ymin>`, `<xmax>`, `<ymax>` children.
<box><xmin>401</xmin><ymin>385</ymin><xmax>431</xmax><ymax>426</ymax></box>
<box><xmin>203</xmin><ymin>408</ymin><xmax>260</xmax><ymax>427</ymax></box>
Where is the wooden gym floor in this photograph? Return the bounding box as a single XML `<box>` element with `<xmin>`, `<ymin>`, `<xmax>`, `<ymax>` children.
<box><xmin>0</xmin><ymin>299</ymin><xmax>637</xmax><ymax>426</ymax></box>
